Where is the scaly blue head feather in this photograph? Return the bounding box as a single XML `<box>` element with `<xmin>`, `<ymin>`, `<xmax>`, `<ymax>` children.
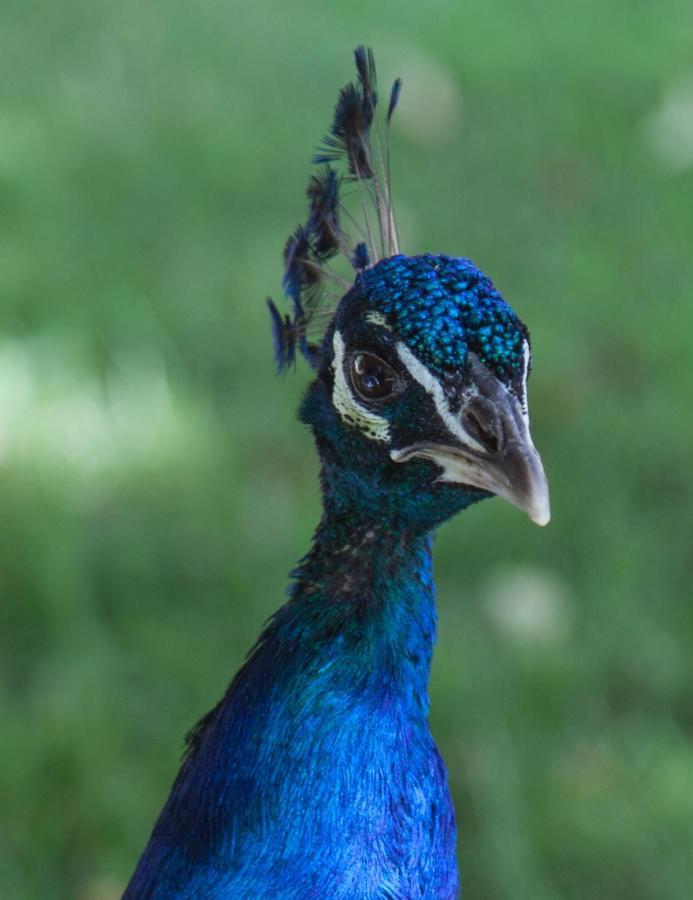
<box><xmin>353</xmin><ymin>254</ymin><xmax>529</xmax><ymax>387</ymax></box>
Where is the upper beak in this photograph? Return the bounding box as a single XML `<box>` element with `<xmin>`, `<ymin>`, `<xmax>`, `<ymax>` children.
<box><xmin>488</xmin><ymin>436</ymin><xmax>550</xmax><ymax>526</ymax></box>
<box><xmin>391</xmin><ymin>376</ymin><xmax>550</xmax><ymax>526</ymax></box>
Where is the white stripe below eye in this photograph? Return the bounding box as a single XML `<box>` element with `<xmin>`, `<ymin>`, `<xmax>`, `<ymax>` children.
<box><xmin>395</xmin><ymin>343</ymin><xmax>487</xmax><ymax>453</ymax></box>
<box><xmin>332</xmin><ymin>331</ymin><xmax>391</xmax><ymax>442</ymax></box>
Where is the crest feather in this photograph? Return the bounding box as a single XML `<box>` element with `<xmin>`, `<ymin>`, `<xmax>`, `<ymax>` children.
<box><xmin>306</xmin><ymin>167</ymin><xmax>342</xmax><ymax>261</ymax></box>
<box><xmin>268</xmin><ymin>46</ymin><xmax>403</xmax><ymax>373</ymax></box>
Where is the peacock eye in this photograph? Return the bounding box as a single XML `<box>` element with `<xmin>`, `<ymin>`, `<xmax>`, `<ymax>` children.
<box><xmin>349</xmin><ymin>352</ymin><xmax>400</xmax><ymax>402</ymax></box>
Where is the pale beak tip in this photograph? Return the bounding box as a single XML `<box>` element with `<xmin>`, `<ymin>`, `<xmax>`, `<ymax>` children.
<box><xmin>521</xmin><ymin>452</ymin><xmax>550</xmax><ymax>527</ymax></box>
<box><xmin>525</xmin><ymin>487</ymin><xmax>551</xmax><ymax>526</ymax></box>
<box><xmin>530</xmin><ymin>507</ymin><xmax>551</xmax><ymax>527</ymax></box>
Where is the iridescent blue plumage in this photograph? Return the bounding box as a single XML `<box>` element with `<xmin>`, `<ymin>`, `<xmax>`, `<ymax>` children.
<box><xmin>125</xmin><ymin>46</ymin><xmax>549</xmax><ymax>899</ymax></box>
<box><xmin>125</xmin><ymin>522</ymin><xmax>460</xmax><ymax>898</ymax></box>
<box><xmin>355</xmin><ymin>254</ymin><xmax>529</xmax><ymax>384</ymax></box>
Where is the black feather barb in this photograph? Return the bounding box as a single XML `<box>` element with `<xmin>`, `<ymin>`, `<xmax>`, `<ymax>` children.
<box><xmin>351</xmin><ymin>241</ymin><xmax>370</xmax><ymax>271</ymax></box>
<box><xmin>387</xmin><ymin>78</ymin><xmax>402</xmax><ymax>123</ymax></box>
<box><xmin>267</xmin><ymin>297</ymin><xmax>299</xmax><ymax>373</ymax></box>
<box><xmin>282</xmin><ymin>225</ymin><xmax>320</xmax><ymax>314</ymax></box>
<box><xmin>313</xmin><ymin>47</ymin><xmax>379</xmax><ymax>181</ymax></box>
<box><xmin>354</xmin><ymin>45</ymin><xmax>377</xmax><ymax>123</ymax></box>
<box><xmin>314</xmin><ymin>83</ymin><xmax>374</xmax><ymax>178</ymax></box>
<box><xmin>306</xmin><ymin>167</ymin><xmax>342</xmax><ymax>261</ymax></box>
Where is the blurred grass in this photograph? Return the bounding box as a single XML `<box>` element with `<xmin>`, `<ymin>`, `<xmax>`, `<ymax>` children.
<box><xmin>1</xmin><ymin>1</ymin><xmax>693</xmax><ymax>897</ymax></box>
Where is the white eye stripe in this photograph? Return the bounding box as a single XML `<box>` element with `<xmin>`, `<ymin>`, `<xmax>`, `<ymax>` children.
<box><xmin>395</xmin><ymin>343</ymin><xmax>488</xmax><ymax>454</ymax></box>
<box><xmin>365</xmin><ymin>311</ymin><xmax>391</xmax><ymax>329</ymax></box>
<box><xmin>331</xmin><ymin>331</ymin><xmax>391</xmax><ymax>442</ymax></box>
<box><xmin>520</xmin><ymin>339</ymin><xmax>530</xmax><ymax>423</ymax></box>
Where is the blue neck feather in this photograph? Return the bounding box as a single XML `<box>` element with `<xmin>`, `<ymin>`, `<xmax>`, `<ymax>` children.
<box><xmin>125</xmin><ymin>455</ymin><xmax>463</xmax><ymax>898</ymax></box>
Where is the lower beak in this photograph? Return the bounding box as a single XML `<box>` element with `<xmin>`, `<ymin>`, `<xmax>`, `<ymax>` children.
<box><xmin>392</xmin><ymin>439</ymin><xmax>550</xmax><ymax>526</ymax></box>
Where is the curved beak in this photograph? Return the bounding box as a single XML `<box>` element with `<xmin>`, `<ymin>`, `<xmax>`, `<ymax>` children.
<box><xmin>391</xmin><ymin>374</ymin><xmax>550</xmax><ymax>526</ymax></box>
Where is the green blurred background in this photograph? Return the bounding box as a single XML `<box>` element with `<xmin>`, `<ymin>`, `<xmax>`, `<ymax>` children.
<box><xmin>1</xmin><ymin>1</ymin><xmax>692</xmax><ymax>897</ymax></box>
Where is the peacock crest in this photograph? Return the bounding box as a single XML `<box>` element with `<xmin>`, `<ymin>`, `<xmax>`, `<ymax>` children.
<box><xmin>267</xmin><ymin>47</ymin><xmax>403</xmax><ymax>372</ymax></box>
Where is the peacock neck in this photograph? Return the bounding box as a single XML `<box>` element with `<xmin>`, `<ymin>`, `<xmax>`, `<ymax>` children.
<box><xmin>280</xmin><ymin>461</ymin><xmax>438</xmax><ymax>720</ymax></box>
<box><xmin>127</xmin><ymin>458</ymin><xmax>457</xmax><ymax>898</ymax></box>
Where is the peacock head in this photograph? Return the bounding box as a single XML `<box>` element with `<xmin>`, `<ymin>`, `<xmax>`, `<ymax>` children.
<box><xmin>267</xmin><ymin>48</ymin><xmax>549</xmax><ymax>532</ymax></box>
<box><xmin>299</xmin><ymin>253</ymin><xmax>549</xmax><ymax>531</ymax></box>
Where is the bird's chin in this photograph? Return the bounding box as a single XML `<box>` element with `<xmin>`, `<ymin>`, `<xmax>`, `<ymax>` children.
<box><xmin>390</xmin><ymin>442</ymin><xmax>550</xmax><ymax>527</ymax></box>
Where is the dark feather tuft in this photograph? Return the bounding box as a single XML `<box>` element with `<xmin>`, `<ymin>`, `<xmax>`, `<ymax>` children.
<box><xmin>270</xmin><ymin>46</ymin><xmax>402</xmax><ymax>375</ymax></box>
<box><xmin>314</xmin><ymin>47</ymin><xmax>379</xmax><ymax>180</ymax></box>
<box><xmin>354</xmin><ymin>45</ymin><xmax>377</xmax><ymax>122</ymax></box>
<box><xmin>351</xmin><ymin>241</ymin><xmax>370</xmax><ymax>271</ymax></box>
<box><xmin>387</xmin><ymin>78</ymin><xmax>402</xmax><ymax>123</ymax></box>
<box><xmin>314</xmin><ymin>83</ymin><xmax>374</xmax><ymax>178</ymax></box>
<box><xmin>267</xmin><ymin>297</ymin><xmax>298</xmax><ymax>373</ymax></box>
<box><xmin>283</xmin><ymin>225</ymin><xmax>319</xmax><ymax>314</ymax></box>
<box><xmin>307</xmin><ymin>167</ymin><xmax>342</xmax><ymax>261</ymax></box>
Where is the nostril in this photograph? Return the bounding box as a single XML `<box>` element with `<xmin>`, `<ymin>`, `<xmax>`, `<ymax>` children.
<box><xmin>462</xmin><ymin>407</ymin><xmax>500</xmax><ymax>453</ymax></box>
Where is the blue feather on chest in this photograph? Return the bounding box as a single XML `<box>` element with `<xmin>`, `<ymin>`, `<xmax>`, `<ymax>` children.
<box><xmin>127</xmin><ymin>536</ymin><xmax>458</xmax><ymax>898</ymax></box>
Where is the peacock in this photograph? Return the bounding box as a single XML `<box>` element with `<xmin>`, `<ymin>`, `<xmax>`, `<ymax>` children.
<box><xmin>124</xmin><ymin>47</ymin><xmax>549</xmax><ymax>899</ymax></box>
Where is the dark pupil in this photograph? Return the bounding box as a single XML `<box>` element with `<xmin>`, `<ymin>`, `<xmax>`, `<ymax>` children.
<box><xmin>352</xmin><ymin>353</ymin><xmax>395</xmax><ymax>400</ymax></box>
